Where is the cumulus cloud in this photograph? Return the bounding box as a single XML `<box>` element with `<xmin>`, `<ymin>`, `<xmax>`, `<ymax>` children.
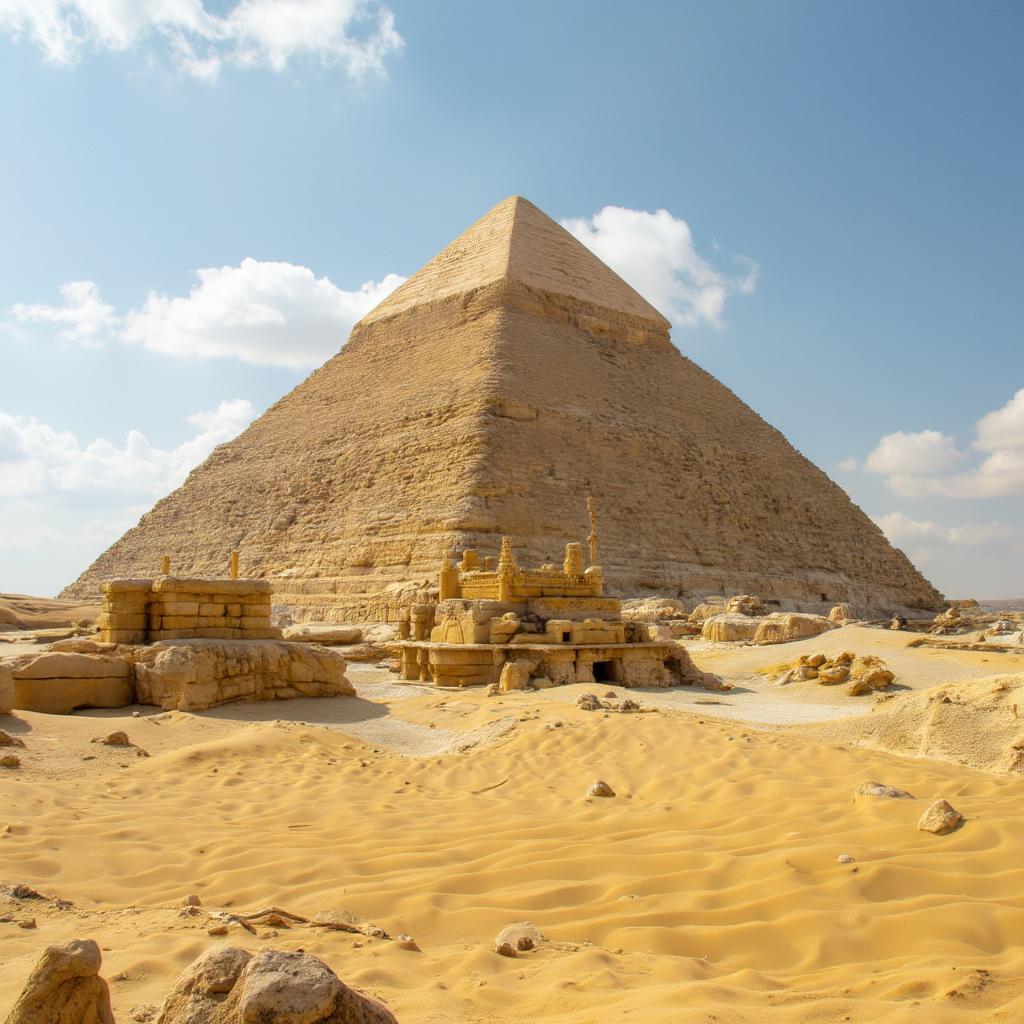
<box><xmin>122</xmin><ymin>259</ymin><xmax>405</xmax><ymax>369</ymax></box>
<box><xmin>0</xmin><ymin>0</ymin><xmax>402</xmax><ymax>81</ymax></box>
<box><xmin>10</xmin><ymin>280</ymin><xmax>116</xmax><ymax>344</ymax></box>
<box><xmin>0</xmin><ymin>398</ymin><xmax>255</xmax><ymax>499</ymax></box>
<box><xmin>561</xmin><ymin>206</ymin><xmax>757</xmax><ymax>328</ymax></box>
<box><xmin>864</xmin><ymin>391</ymin><xmax>1024</xmax><ymax>498</ymax></box>
<box><xmin>7</xmin><ymin>260</ymin><xmax>405</xmax><ymax>369</ymax></box>
<box><xmin>874</xmin><ymin>511</ymin><xmax>1015</xmax><ymax>547</ymax></box>
<box><xmin>837</xmin><ymin>456</ymin><xmax>859</xmax><ymax>472</ymax></box>
<box><xmin>974</xmin><ymin>387</ymin><xmax>1024</xmax><ymax>453</ymax></box>
<box><xmin>865</xmin><ymin>430</ymin><xmax>962</xmax><ymax>477</ymax></box>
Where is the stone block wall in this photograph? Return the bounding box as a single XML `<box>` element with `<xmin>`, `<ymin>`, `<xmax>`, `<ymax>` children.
<box><xmin>99</xmin><ymin>577</ymin><xmax>281</xmax><ymax>644</ymax></box>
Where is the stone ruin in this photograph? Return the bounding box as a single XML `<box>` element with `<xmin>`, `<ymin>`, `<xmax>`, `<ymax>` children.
<box><xmin>396</xmin><ymin>504</ymin><xmax>720</xmax><ymax>691</ymax></box>
<box><xmin>1</xmin><ymin>560</ymin><xmax>353</xmax><ymax>715</ymax></box>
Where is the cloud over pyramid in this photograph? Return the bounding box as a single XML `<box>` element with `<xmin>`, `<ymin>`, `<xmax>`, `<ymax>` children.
<box><xmin>64</xmin><ymin>196</ymin><xmax>943</xmax><ymax>618</ymax></box>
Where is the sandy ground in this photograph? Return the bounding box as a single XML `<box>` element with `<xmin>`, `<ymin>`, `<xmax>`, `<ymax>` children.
<box><xmin>0</xmin><ymin>592</ymin><xmax>100</xmax><ymax>631</ymax></box>
<box><xmin>2</xmin><ymin>629</ymin><xmax>1024</xmax><ymax>1022</ymax></box>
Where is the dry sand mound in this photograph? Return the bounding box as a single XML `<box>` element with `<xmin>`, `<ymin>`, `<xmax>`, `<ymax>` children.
<box><xmin>0</xmin><ymin>593</ymin><xmax>101</xmax><ymax>631</ymax></box>
<box><xmin>819</xmin><ymin>673</ymin><xmax>1024</xmax><ymax>774</ymax></box>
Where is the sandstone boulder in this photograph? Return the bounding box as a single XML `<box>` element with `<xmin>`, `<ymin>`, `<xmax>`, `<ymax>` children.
<box><xmin>134</xmin><ymin>639</ymin><xmax>354</xmax><ymax>712</ymax></box>
<box><xmin>621</xmin><ymin>597</ymin><xmax>688</xmax><ymax>622</ymax></box>
<box><xmin>918</xmin><ymin>799</ymin><xmax>964</xmax><ymax>835</ymax></box>
<box><xmin>282</xmin><ymin>624</ymin><xmax>363</xmax><ymax>645</ymax></box>
<box><xmin>687</xmin><ymin>600</ymin><xmax>727</xmax><ymax>625</ymax></box>
<box><xmin>155</xmin><ymin>947</ymin><xmax>397</xmax><ymax>1024</ymax></box>
<box><xmin>11</xmin><ymin>652</ymin><xmax>133</xmax><ymax>714</ymax></box>
<box><xmin>701</xmin><ymin>613</ymin><xmax>760</xmax><ymax>642</ymax></box>
<box><xmin>494</xmin><ymin>921</ymin><xmax>545</xmax><ymax>957</ymax></box>
<box><xmin>754</xmin><ymin>613</ymin><xmax>833</xmax><ymax>645</ymax></box>
<box><xmin>499</xmin><ymin>657</ymin><xmax>538</xmax><ymax>692</ymax></box>
<box><xmin>828</xmin><ymin>603</ymin><xmax>854</xmax><ymax>623</ymax></box>
<box><xmin>0</xmin><ymin>664</ymin><xmax>13</xmax><ymax>715</ymax></box>
<box><xmin>4</xmin><ymin>938</ymin><xmax>114</xmax><ymax>1024</ymax></box>
<box><xmin>817</xmin><ymin>665</ymin><xmax>850</xmax><ymax>685</ymax></box>
<box><xmin>725</xmin><ymin>594</ymin><xmax>768</xmax><ymax>616</ymax></box>
<box><xmin>854</xmin><ymin>780</ymin><xmax>915</xmax><ymax>800</ymax></box>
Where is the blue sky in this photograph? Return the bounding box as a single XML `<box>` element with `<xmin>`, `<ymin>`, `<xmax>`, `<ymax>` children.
<box><xmin>1</xmin><ymin>0</ymin><xmax>1021</xmax><ymax>599</ymax></box>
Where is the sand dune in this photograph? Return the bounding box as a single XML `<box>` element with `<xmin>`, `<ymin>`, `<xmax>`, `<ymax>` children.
<box><xmin>3</xmin><ymin>654</ymin><xmax>1024</xmax><ymax>1022</ymax></box>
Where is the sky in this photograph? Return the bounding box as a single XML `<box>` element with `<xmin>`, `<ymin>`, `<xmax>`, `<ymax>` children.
<box><xmin>0</xmin><ymin>0</ymin><xmax>1021</xmax><ymax>600</ymax></box>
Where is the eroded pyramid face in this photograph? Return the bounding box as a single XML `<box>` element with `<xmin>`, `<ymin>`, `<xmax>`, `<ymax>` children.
<box><xmin>63</xmin><ymin>196</ymin><xmax>943</xmax><ymax>620</ymax></box>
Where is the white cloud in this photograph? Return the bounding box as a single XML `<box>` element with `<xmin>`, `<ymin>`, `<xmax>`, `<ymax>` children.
<box><xmin>974</xmin><ymin>388</ymin><xmax>1024</xmax><ymax>452</ymax></box>
<box><xmin>865</xmin><ymin>430</ymin><xmax>963</xmax><ymax>477</ymax></box>
<box><xmin>0</xmin><ymin>0</ymin><xmax>402</xmax><ymax>81</ymax></box>
<box><xmin>0</xmin><ymin>398</ymin><xmax>255</xmax><ymax>499</ymax></box>
<box><xmin>10</xmin><ymin>280</ymin><xmax>116</xmax><ymax>344</ymax></box>
<box><xmin>874</xmin><ymin>511</ymin><xmax>1015</xmax><ymax>548</ymax></box>
<box><xmin>837</xmin><ymin>456</ymin><xmax>859</xmax><ymax>472</ymax></box>
<box><xmin>561</xmin><ymin>206</ymin><xmax>757</xmax><ymax>328</ymax></box>
<box><xmin>122</xmin><ymin>258</ymin><xmax>404</xmax><ymax>369</ymax></box>
<box><xmin>6</xmin><ymin>260</ymin><xmax>405</xmax><ymax>369</ymax></box>
<box><xmin>864</xmin><ymin>391</ymin><xmax>1024</xmax><ymax>498</ymax></box>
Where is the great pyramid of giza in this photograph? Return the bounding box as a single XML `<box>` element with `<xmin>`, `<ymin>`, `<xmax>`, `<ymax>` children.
<box><xmin>63</xmin><ymin>196</ymin><xmax>943</xmax><ymax>618</ymax></box>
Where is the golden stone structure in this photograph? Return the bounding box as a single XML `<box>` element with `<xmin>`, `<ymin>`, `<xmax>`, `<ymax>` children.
<box><xmin>398</xmin><ymin>505</ymin><xmax>715</xmax><ymax>691</ymax></box>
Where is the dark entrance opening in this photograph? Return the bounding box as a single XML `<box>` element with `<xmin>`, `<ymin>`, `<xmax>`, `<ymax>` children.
<box><xmin>593</xmin><ymin>660</ymin><xmax>621</xmax><ymax>682</ymax></box>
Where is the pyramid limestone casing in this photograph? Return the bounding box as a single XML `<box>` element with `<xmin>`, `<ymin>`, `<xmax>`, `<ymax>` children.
<box><xmin>63</xmin><ymin>197</ymin><xmax>943</xmax><ymax>619</ymax></box>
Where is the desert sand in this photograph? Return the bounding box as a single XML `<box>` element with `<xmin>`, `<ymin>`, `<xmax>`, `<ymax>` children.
<box><xmin>3</xmin><ymin>628</ymin><xmax>1024</xmax><ymax>1022</ymax></box>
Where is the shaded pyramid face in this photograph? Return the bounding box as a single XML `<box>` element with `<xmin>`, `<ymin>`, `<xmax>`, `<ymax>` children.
<box><xmin>63</xmin><ymin>196</ymin><xmax>943</xmax><ymax>618</ymax></box>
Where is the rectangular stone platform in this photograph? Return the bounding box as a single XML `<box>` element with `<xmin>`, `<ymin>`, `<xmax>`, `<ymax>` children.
<box><xmin>397</xmin><ymin>640</ymin><xmax>688</xmax><ymax>688</ymax></box>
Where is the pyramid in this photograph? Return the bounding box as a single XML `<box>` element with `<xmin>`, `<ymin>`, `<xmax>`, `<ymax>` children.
<box><xmin>63</xmin><ymin>196</ymin><xmax>943</xmax><ymax>619</ymax></box>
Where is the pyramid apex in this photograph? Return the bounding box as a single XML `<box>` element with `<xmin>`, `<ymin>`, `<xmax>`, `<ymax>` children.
<box><xmin>359</xmin><ymin>195</ymin><xmax>671</xmax><ymax>328</ymax></box>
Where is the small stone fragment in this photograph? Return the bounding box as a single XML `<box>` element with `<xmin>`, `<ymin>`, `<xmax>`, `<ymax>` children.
<box><xmin>18</xmin><ymin>918</ymin><xmax>37</xmax><ymax>929</ymax></box>
<box><xmin>587</xmin><ymin>780</ymin><xmax>615</xmax><ymax>798</ymax></box>
<box><xmin>918</xmin><ymin>799</ymin><xmax>964</xmax><ymax>835</ymax></box>
<box><xmin>1</xmin><ymin>754</ymin><xmax>21</xmax><ymax>768</ymax></box>
<box><xmin>0</xmin><ymin>730</ymin><xmax>25</xmax><ymax>747</ymax></box>
<box><xmin>95</xmin><ymin>731</ymin><xmax>131</xmax><ymax>747</ymax></box>
<box><xmin>494</xmin><ymin>921</ymin><xmax>544</xmax><ymax>957</ymax></box>
<box><xmin>577</xmin><ymin>693</ymin><xmax>602</xmax><ymax>711</ymax></box>
<box><xmin>854</xmin><ymin>780</ymin><xmax>916</xmax><ymax>800</ymax></box>
<box><xmin>396</xmin><ymin>935</ymin><xmax>420</xmax><ymax>951</ymax></box>
<box><xmin>183</xmin><ymin>893</ymin><xmax>201</xmax><ymax>907</ymax></box>
<box><xmin>837</xmin><ymin>853</ymin><xmax>855</xmax><ymax>864</ymax></box>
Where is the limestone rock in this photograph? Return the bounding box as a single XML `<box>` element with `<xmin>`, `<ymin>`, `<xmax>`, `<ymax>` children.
<box><xmin>701</xmin><ymin>613</ymin><xmax>760</xmax><ymax>642</ymax></box>
<box><xmin>4</xmin><ymin>938</ymin><xmax>114</xmax><ymax>1024</ymax></box>
<box><xmin>0</xmin><ymin>665</ymin><xmax>13</xmax><ymax>715</ymax></box>
<box><xmin>829</xmin><ymin>603</ymin><xmax>854</xmax><ymax>623</ymax></box>
<box><xmin>754</xmin><ymin>613</ymin><xmax>833</xmax><ymax>645</ymax></box>
<box><xmin>855</xmin><ymin>780</ymin><xmax>915</xmax><ymax>800</ymax></box>
<box><xmin>621</xmin><ymin>598</ymin><xmax>688</xmax><ymax>622</ymax></box>
<box><xmin>282</xmin><ymin>624</ymin><xmax>363</xmax><ymax>645</ymax></box>
<box><xmin>687</xmin><ymin>600</ymin><xmax>727</xmax><ymax>625</ymax></box>
<box><xmin>587</xmin><ymin>780</ymin><xmax>615</xmax><ymax>798</ymax></box>
<box><xmin>155</xmin><ymin>947</ymin><xmax>397</xmax><ymax>1024</ymax></box>
<box><xmin>494</xmin><ymin>921</ymin><xmax>545</xmax><ymax>957</ymax></box>
<box><xmin>11</xmin><ymin>651</ymin><xmax>133</xmax><ymax>714</ymax></box>
<box><xmin>918</xmin><ymin>799</ymin><xmax>964</xmax><ymax>835</ymax></box>
<box><xmin>817</xmin><ymin>665</ymin><xmax>850</xmax><ymax>685</ymax></box>
<box><xmin>0</xmin><ymin>729</ymin><xmax>25</xmax><ymax>746</ymax></box>
<box><xmin>724</xmin><ymin>594</ymin><xmax>767</xmax><ymax>616</ymax></box>
<box><xmin>134</xmin><ymin>639</ymin><xmax>354</xmax><ymax>712</ymax></box>
<box><xmin>577</xmin><ymin>693</ymin><xmax>602</xmax><ymax>711</ymax></box>
<box><xmin>499</xmin><ymin>657</ymin><xmax>538</xmax><ymax>692</ymax></box>
<box><xmin>61</xmin><ymin>197</ymin><xmax>943</xmax><ymax>622</ymax></box>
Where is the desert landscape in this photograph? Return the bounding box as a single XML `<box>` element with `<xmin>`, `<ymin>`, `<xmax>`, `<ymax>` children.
<box><xmin>3</xmin><ymin>5</ymin><xmax>1023</xmax><ymax>1021</ymax></box>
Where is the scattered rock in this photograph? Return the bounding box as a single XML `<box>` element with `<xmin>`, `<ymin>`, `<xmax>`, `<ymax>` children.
<box><xmin>817</xmin><ymin>665</ymin><xmax>850</xmax><ymax>685</ymax></box>
<box><xmin>182</xmin><ymin>893</ymin><xmax>202</xmax><ymax>907</ymax></box>
<box><xmin>837</xmin><ymin>853</ymin><xmax>855</xmax><ymax>864</ymax></box>
<box><xmin>577</xmin><ymin>693</ymin><xmax>602</xmax><ymax>712</ymax></box>
<box><xmin>918</xmin><ymin>799</ymin><xmax>964</xmax><ymax>835</ymax></box>
<box><xmin>395</xmin><ymin>935</ymin><xmax>420</xmax><ymax>952</ymax></box>
<box><xmin>5</xmin><ymin>938</ymin><xmax>114</xmax><ymax>1024</ymax></box>
<box><xmin>129</xmin><ymin>1005</ymin><xmax>159</xmax><ymax>1023</ymax></box>
<box><xmin>854</xmin><ymin>780</ymin><xmax>915</xmax><ymax>800</ymax></box>
<box><xmin>207</xmin><ymin>924</ymin><xmax>229</xmax><ymax>936</ymax></box>
<box><xmin>0</xmin><ymin>754</ymin><xmax>21</xmax><ymax>768</ymax></box>
<box><xmin>494</xmin><ymin>921</ymin><xmax>545</xmax><ymax>957</ymax></box>
<box><xmin>0</xmin><ymin>729</ymin><xmax>24</xmax><ymax>747</ymax></box>
<box><xmin>10</xmin><ymin>882</ymin><xmax>44</xmax><ymax>899</ymax></box>
<box><xmin>587</xmin><ymin>780</ymin><xmax>615</xmax><ymax>798</ymax></box>
<box><xmin>94</xmin><ymin>731</ymin><xmax>131</xmax><ymax>747</ymax></box>
<box><xmin>846</xmin><ymin>679</ymin><xmax>874</xmax><ymax>697</ymax></box>
<box><xmin>17</xmin><ymin>917</ymin><xmax>36</xmax><ymax>929</ymax></box>
<box><xmin>155</xmin><ymin>946</ymin><xmax>398</xmax><ymax>1024</ymax></box>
